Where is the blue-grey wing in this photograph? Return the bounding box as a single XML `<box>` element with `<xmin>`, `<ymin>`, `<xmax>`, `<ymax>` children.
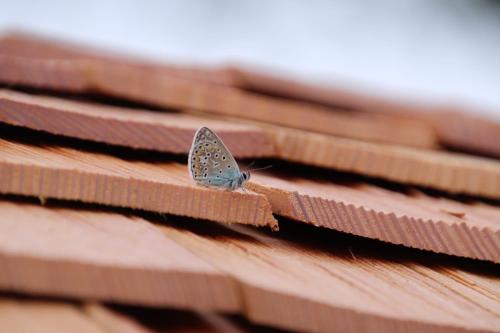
<box><xmin>188</xmin><ymin>127</ymin><xmax>241</xmax><ymax>188</ymax></box>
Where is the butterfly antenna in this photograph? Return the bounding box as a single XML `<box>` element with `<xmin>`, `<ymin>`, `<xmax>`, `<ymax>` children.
<box><xmin>247</xmin><ymin>164</ymin><xmax>273</xmax><ymax>172</ymax></box>
<box><xmin>245</xmin><ymin>160</ymin><xmax>256</xmax><ymax>170</ymax></box>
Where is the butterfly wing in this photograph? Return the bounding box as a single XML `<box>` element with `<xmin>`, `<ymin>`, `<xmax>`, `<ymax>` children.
<box><xmin>188</xmin><ymin>127</ymin><xmax>241</xmax><ymax>188</ymax></box>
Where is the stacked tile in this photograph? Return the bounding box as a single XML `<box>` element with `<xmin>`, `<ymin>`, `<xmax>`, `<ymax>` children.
<box><xmin>0</xmin><ymin>298</ymin><xmax>274</xmax><ymax>333</ymax></box>
<box><xmin>225</xmin><ymin>67</ymin><xmax>500</xmax><ymax>158</ymax></box>
<box><xmin>0</xmin><ymin>32</ymin><xmax>499</xmax><ymax>332</ymax></box>
<box><xmin>0</xmin><ymin>32</ymin><xmax>437</xmax><ymax>149</ymax></box>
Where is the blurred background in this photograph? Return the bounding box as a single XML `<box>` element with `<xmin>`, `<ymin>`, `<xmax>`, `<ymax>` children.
<box><xmin>1</xmin><ymin>0</ymin><xmax>499</xmax><ymax>119</ymax></box>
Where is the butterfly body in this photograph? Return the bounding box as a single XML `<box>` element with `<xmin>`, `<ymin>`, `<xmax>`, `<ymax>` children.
<box><xmin>188</xmin><ymin>127</ymin><xmax>250</xmax><ymax>190</ymax></box>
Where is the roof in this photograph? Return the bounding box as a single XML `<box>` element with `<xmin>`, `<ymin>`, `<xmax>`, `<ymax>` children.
<box><xmin>0</xmin><ymin>32</ymin><xmax>499</xmax><ymax>333</ymax></box>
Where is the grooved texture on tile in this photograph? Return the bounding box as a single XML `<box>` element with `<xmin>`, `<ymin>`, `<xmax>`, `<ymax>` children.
<box><xmin>271</xmin><ymin>127</ymin><xmax>500</xmax><ymax>199</ymax></box>
<box><xmin>0</xmin><ymin>34</ymin><xmax>438</xmax><ymax>148</ymax></box>
<box><xmin>161</xmin><ymin>221</ymin><xmax>500</xmax><ymax>333</ymax></box>
<box><xmin>1</xmin><ymin>201</ymin><xmax>497</xmax><ymax>333</ymax></box>
<box><xmin>0</xmin><ymin>201</ymin><xmax>239</xmax><ymax>310</ymax></box>
<box><xmin>1</xmin><ymin>87</ymin><xmax>497</xmax><ymax>200</ymax></box>
<box><xmin>0</xmin><ymin>89</ymin><xmax>275</xmax><ymax>158</ymax></box>
<box><xmin>0</xmin><ymin>139</ymin><xmax>277</xmax><ymax>229</ymax></box>
<box><xmin>1</xmin><ymin>137</ymin><xmax>498</xmax><ymax>261</ymax></box>
<box><xmin>248</xmin><ymin>173</ymin><xmax>500</xmax><ymax>263</ymax></box>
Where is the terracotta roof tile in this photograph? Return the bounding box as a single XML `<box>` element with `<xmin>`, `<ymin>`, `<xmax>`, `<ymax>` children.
<box><xmin>226</xmin><ymin>67</ymin><xmax>500</xmax><ymax>158</ymax></box>
<box><xmin>0</xmin><ymin>138</ymin><xmax>277</xmax><ymax>229</ymax></box>
<box><xmin>0</xmin><ymin>201</ymin><xmax>239</xmax><ymax>310</ymax></box>
<box><xmin>272</xmin><ymin>127</ymin><xmax>500</xmax><ymax>199</ymax></box>
<box><xmin>0</xmin><ymin>199</ymin><xmax>498</xmax><ymax>332</ymax></box>
<box><xmin>0</xmin><ymin>31</ymin><xmax>499</xmax><ymax>333</ymax></box>
<box><xmin>0</xmin><ymin>89</ymin><xmax>274</xmax><ymax>158</ymax></box>
<box><xmin>161</xmin><ymin>218</ymin><xmax>500</xmax><ymax>333</ymax></box>
<box><xmin>0</xmin><ymin>34</ymin><xmax>437</xmax><ymax>149</ymax></box>
<box><xmin>250</xmin><ymin>173</ymin><xmax>500</xmax><ymax>262</ymax></box>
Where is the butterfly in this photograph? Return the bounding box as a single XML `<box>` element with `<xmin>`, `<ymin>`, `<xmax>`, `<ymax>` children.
<box><xmin>188</xmin><ymin>127</ymin><xmax>250</xmax><ymax>190</ymax></box>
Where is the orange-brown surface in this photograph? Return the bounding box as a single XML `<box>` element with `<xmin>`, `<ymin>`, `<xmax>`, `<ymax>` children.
<box><xmin>0</xmin><ymin>138</ymin><xmax>277</xmax><ymax>229</ymax></box>
<box><xmin>273</xmin><ymin>127</ymin><xmax>500</xmax><ymax>199</ymax></box>
<box><xmin>0</xmin><ymin>31</ymin><xmax>499</xmax><ymax>333</ymax></box>
<box><xmin>0</xmin><ymin>298</ymin><xmax>276</xmax><ymax>333</ymax></box>
<box><xmin>163</xmin><ymin>220</ymin><xmax>500</xmax><ymax>333</ymax></box>
<box><xmin>250</xmin><ymin>173</ymin><xmax>500</xmax><ymax>263</ymax></box>
<box><xmin>0</xmin><ymin>298</ymin><xmax>107</xmax><ymax>333</ymax></box>
<box><xmin>1</xmin><ymin>89</ymin><xmax>499</xmax><ymax>199</ymax></box>
<box><xmin>0</xmin><ymin>31</ymin><xmax>234</xmax><ymax>85</ymax></box>
<box><xmin>0</xmin><ymin>33</ymin><xmax>438</xmax><ymax>149</ymax></box>
<box><xmin>225</xmin><ymin>66</ymin><xmax>500</xmax><ymax>158</ymax></box>
<box><xmin>0</xmin><ymin>89</ymin><xmax>275</xmax><ymax>158</ymax></box>
<box><xmin>433</xmin><ymin>110</ymin><xmax>500</xmax><ymax>158</ymax></box>
<box><xmin>0</xmin><ymin>201</ymin><xmax>239</xmax><ymax>310</ymax></box>
<box><xmin>1</xmin><ymin>136</ymin><xmax>499</xmax><ymax>261</ymax></box>
<box><xmin>0</xmin><ymin>199</ymin><xmax>498</xmax><ymax>332</ymax></box>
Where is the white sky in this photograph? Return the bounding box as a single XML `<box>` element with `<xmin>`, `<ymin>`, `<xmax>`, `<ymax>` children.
<box><xmin>1</xmin><ymin>0</ymin><xmax>500</xmax><ymax>119</ymax></box>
